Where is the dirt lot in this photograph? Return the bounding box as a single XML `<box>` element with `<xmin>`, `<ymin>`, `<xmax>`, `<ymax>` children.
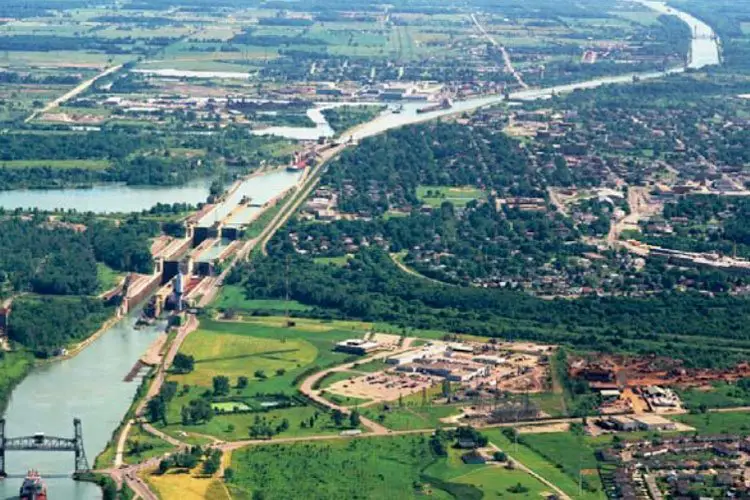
<box><xmin>328</xmin><ymin>371</ymin><xmax>434</xmax><ymax>403</ymax></box>
<box><xmin>517</xmin><ymin>422</ymin><xmax>570</xmax><ymax>434</ymax></box>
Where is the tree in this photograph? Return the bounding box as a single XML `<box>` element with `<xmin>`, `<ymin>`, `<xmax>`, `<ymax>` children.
<box><xmin>146</xmin><ymin>397</ymin><xmax>166</xmax><ymax>423</ymax></box>
<box><xmin>493</xmin><ymin>451</ymin><xmax>507</xmax><ymax>462</ymax></box>
<box><xmin>237</xmin><ymin>376</ymin><xmax>248</xmax><ymax>389</ymax></box>
<box><xmin>349</xmin><ymin>409</ymin><xmax>361</xmax><ymax>428</ymax></box>
<box><xmin>224</xmin><ymin>467</ymin><xmax>234</xmax><ymax>482</ymax></box>
<box><xmin>173</xmin><ymin>353</ymin><xmax>195</xmax><ymax>374</ymax></box>
<box><xmin>254</xmin><ymin>369</ymin><xmax>267</xmax><ymax>379</ymax></box>
<box><xmin>332</xmin><ymin>409</ymin><xmax>345</xmax><ymax>427</ymax></box>
<box><xmin>213</xmin><ymin>376</ymin><xmax>230</xmax><ymax>396</ymax></box>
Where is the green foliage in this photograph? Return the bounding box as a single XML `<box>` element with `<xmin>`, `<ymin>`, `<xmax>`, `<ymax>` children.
<box><xmin>321</xmin><ymin>105</ymin><xmax>384</xmax><ymax>134</ymax></box>
<box><xmin>9</xmin><ymin>296</ymin><xmax>112</xmax><ymax>356</ymax></box>
<box><xmin>173</xmin><ymin>353</ymin><xmax>195</xmax><ymax>374</ymax></box>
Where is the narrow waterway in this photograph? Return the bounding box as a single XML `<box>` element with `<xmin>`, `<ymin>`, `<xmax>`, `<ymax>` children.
<box><xmin>0</xmin><ymin>317</ymin><xmax>164</xmax><ymax>499</ymax></box>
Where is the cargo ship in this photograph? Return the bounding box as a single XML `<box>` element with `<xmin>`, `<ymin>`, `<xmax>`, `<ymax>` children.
<box><xmin>19</xmin><ymin>470</ymin><xmax>47</xmax><ymax>500</ymax></box>
<box><xmin>417</xmin><ymin>97</ymin><xmax>453</xmax><ymax>114</ymax></box>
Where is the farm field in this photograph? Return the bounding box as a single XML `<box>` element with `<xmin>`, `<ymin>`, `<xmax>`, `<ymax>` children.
<box><xmin>147</xmin><ymin>470</ymin><xmax>229</xmax><ymax>500</ymax></box>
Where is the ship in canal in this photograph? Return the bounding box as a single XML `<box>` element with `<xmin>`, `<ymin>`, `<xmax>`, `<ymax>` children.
<box><xmin>19</xmin><ymin>470</ymin><xmax>47</xmax><ymax>500</ymax></box>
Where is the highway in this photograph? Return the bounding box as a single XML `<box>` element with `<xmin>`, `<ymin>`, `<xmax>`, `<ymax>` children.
<box><xmin>25</xmin><ymin>64</ymin><xmax>123</xmax><ymax>123</ymax></box>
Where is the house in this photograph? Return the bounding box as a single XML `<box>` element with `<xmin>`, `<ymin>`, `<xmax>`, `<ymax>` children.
<box><xmin>630</xmin><ymin>414</ymin><xmax>677</xmax><ymax>432</ymax></box>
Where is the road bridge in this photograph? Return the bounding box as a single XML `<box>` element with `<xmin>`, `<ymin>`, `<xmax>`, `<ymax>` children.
<box><xmin>0</xmin><ymin>419</ymin><xmax>89</xmax><ymax>477</ymax></box>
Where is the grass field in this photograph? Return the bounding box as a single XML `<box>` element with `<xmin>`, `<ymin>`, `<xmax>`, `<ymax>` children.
<box><xmin>518</xmin><ymin>431</ymin><xmax>602</xmax><ymax>492</ymax></box>
<box><xmin>313</xmin><ymin>255</ymin><xmax>352</xmax><ymax>267</ymax></box>
<box><xmin>170</xmin><ymin>328</ymin><xmax>317</xmax><ymax>388</ymax></box>
<box><xmin>361</xmin><ymin>403</ymin><xmax>462</xmax><ymax>431</ymax></box>
<box><xmin>124</xmin><ymin>424</ymin><xmax>175</xmax><ymax>465</ymax></box>
<box><xmin>677</xmin><ymin>383</ymin><xmax>750</xmax><ymax>410</ymax></box>
<box><xmin>213</xmin><ymin>286</ymin><xmax>311</xmax><ymax>313</ymax></box>
<box><xmin>417</xmin><ymin>185</ymin><xmax>486</xmax><ymax>208</ymax></box>
<box><xmin>484</xmin><ymin>430</ymin><xmax>605</xmax><ymax>500</ymax></box>
<box><xmin>672</xmin><ymin>411</ymin><xmax>750</xmax><ymax>435</ymax></box>
<box><xmin>315</xmin><ymin>370</ymin><xmax>360</xmax><ymax>389</ymax></box>
<box><xmin>227</xmin><ymin>435</ymin><xmax>479</xmax><ymax>499</ymax></box>
<box><xmin>158</xmin><ymin>317</ymin><xmax>369</xmax><ymax>440</ymax></box>
<box><xmin>148</xmin><ymin>470</ymin><xmax>229</xmax><ymax>500</ymax></box>
<box><xmin>96</xmin><ymin>262</ymin><xmax>123</xmax><ymax>294</ymax></box>
<box><xmin>318</xmin><ymin>390</ymin><xmax>370</xmax><ymax>407</ymax></box>
<box><xmin>0</xmin><ymin>159</ymin><xmax>111</xmax><ymax>170</ymax></box>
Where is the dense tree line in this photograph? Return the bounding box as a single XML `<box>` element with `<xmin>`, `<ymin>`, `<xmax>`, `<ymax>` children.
<box><xmin>8</xmin><ymin>296</ymin><xmax>112</xmax><ymax>357</ymax></box>
<box><xmin>0</xmin><ymin>128</ymin><xmax>292</xmax><ymax>189</ymax></box>
<box><xmin>231</xmin><ymin>248</ymin><xmax>750</xmax><ymax>369</ymax></box>
<box><xmin>0</xmin><ymin>216</ymin><xmax>156</xmax><ymax>297</ymax></box>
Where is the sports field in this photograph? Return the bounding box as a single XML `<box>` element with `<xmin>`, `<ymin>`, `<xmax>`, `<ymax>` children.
<box><xmin>417</xmin><ymin>185</ymin><xmax>486</xmax><ymax>208</ymax></box>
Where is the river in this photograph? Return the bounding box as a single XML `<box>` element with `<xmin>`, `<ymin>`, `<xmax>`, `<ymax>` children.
<box><xmin>0</xmin><ymin>3</ymin><xmax>720</xmax><ymax>498</ymax></box>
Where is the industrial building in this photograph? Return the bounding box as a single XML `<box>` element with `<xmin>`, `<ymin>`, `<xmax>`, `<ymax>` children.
<box><xmin>334</xmin><ymin>339</ymin><xmax>379</xmax><ymax>355</ymax></box>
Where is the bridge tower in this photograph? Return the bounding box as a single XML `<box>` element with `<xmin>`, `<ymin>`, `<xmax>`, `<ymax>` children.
<box><xmin>73</xmin><ymin>418</ymin><xmax>89</xmax><ymax>474</ymax></box>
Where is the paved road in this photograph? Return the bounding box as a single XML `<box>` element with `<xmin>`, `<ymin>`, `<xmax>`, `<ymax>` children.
<box><xmin>471</xmin><ymin>14</ymin><xmax>528</xmax><ymax>89</ymax></box>
<box><xmin>25</xmin><ymin>64</ymin><xmax>123</xmax><ymax>123</ymax></box>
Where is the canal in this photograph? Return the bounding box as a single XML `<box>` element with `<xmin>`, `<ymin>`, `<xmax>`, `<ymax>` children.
<box><xmin>0</xmin><ymin>317</ymin><xmax>164</xmax><ymax>499</ymax></box>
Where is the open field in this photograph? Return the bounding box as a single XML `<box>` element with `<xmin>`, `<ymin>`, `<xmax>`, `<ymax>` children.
<box><xmin>227</xmin><ymin>434</ymin><xmax>508</xmax><ymax>499</ymax></box>
<box><xmin>169</xmin><ymin>327</ymin><xmax>317</xmax><ymax>388</ymax></box>
<box><xmin>672</xmin><ymin>411</ymin><xmax>750</xmax><ymax>435</ymax></box>
<box><xmin>213</xmin><ymin>286</ymin><xmax>311</xmax><ymax>312</ymax></box>
<box><xmin>123</xmin><ymin>424</ymin><xmax>175</xmax><ymax>465</ymax></box>
<box><xmin>677</xmin><ymin>382</ymin><xmax>750</xmax><ymax>410</ymax></box>
<box><xmin>484</xmin><ymin>430</ymin><xmax>605</xmax><ymax>500</ymax></box>
<box><xmin>417</xmin><ymin>185</ymin><xmax>486</xmax><ymax>208</ymax></box>
<box><xmin>361</xmin><ymin>403</ymin><xmax>463</xmax><ymax>431</ymax></box>
<box><xmin>148</xmin><ymin>470</ymin><xmax>229</xmax><ymax>500</ymax></box>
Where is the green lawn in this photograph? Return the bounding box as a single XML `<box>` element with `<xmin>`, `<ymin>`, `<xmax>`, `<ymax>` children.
<box><xmin>417</xmin><ymin>185</ymin><xmax>486</xmax><ymax>208</ymax></box>
<box><xmin>123</xmin><ymin>424</ymin><xmax>175</xmax><ymax>465</ymax></box>
<box><xmin>157</xmin><ymin>317</ymin><xmax>369</xmax><ymax>441</ymax></box>
<box><xmin>0</xmin><ymin>159</ymin><xmax>111</xmax><ymax>170</ymax></box>
<box><xmin>313</xmin><ymin>255</ymin><xmax>352</xmax><ymax>267</ymax></box>
<box><xmin>213</xmin><ymin>285</ymin><xmax>311</xmax><ymax>313</ymax></box>
<box><xmin>672</xmin><ymin>411</ymin><xmax>750</xmax><ymax>435</ymax></box>
<box><xmin>319</xmin><ymin>390</ymin><xmax>371</xmax><ymax>407</ymax></box>
<box><xmin>484</xmin><ymin>430</ymin><xmax>605</xmax><ymax>500</ymax></box>
<box><xmin>315</xmin><ymin>370</ymin><xmax>360</xmax><ymax>389</ymax></box>
<box><xmin>453</xmin><ymin>466</ymin><xmax>552</xmax><ymax>498</ymax></box>
<box><xmin>162</xmin><ymin>404</ymin><xmax>356</xmax><ymax>441</ymax></box>
<box><xmin>361</xmin><ymin>403</ymin><xmax>462</xmax><ymax>431</ymax></box>
<box><xmin>96</xmin><ymin>262</ymin><xmax>123</xmax><ymax>294</ymax></box>
<box><xmin>351</xmin><ymin>359</ymin><xmax>388</xmax><ymax>373</ymax></box>
<box><xmin>170</xmin><ymin>328</ymin><xmax>317</xmax><ymax>389</ymax></box>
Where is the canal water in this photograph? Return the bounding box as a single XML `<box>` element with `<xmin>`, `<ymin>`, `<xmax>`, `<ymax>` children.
<box><xmin>0</xmin><ymin>4</ymin><xmax>720</xmax><ymax>498</ymax></box>
<box><xmin>0</xmin><ymin>318</ymin><xmax>164</xmax><ymax>499</ymax></box>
